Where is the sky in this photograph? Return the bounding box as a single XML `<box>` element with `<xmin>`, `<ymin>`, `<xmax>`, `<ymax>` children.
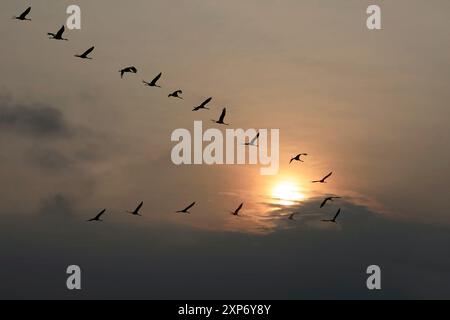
<box><xmin>0</xmin><ymin>0</ymin><xmax>449</xmax><ymax>299</ymax></box>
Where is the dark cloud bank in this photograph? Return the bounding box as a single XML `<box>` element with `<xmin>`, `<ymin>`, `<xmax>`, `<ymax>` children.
<box><xmin>1</xmin><ymin>197</ymin><xmax>449</xmax><ymax>300</ymax></box>
<box><xmin>0</xmin><ymin>103</ymin><xmax>69</xmax><ymax>137</ymax></box>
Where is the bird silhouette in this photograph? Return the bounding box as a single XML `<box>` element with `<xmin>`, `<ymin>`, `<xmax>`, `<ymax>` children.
<box><xmin>75</xmin><ymin>46</ymin><xmax>94</xmax><ymax>59</ymax></box>
<box><xmin>320</xmin><ymin>196</ymin><xmax>341</xmax><ymax>208</ymax></box>
<box><xmin>321</xmin><ymin>208</ymin><xmax>341</xmax><ymax>223</ymax></box>
<box><xmin>244</xmin><ymin>132</ymin><xmax>259</xmax><ymax>146</ymax></box>
<box><xmin>168</xmin><ymin>90</ymin><xmax>183</xmax><ymax>99</ymax></box>
<box><xmin>176</xmin><ymin>202</ymin><xmax>196</xmax><ymax>214</ymax></box>
<box><xmin>127</xmin><ymin>201</ymin><xmax>143</xmax><ymax>216</ymax></box>
<box><xmin>119</xmin><ymin>66</ymin><xmax>137</xmax><ymax>79</ymax></box>
<box><xmin>48</xmin><ymin>25</ymin><xmax>68</xmax><ymax>40</ymax></box>
<box><xmin>312</xmin><ymin>172</ymin><xmax>333</xmax><ymax>183</ymax></box>
<box><xmin>230</xmin><ymin>203</ymin><xmax>243</xmax><ymax>216</ymax></box>
<box><xmin>288</xmin><ymin>212</ymin><xmax>298</xmax><ymax>220</ymax></box>
<box><xmin>143</xmin><ymin>72</ymin><xmax>162</xmax><ymax>88</ymax></box>
<box><xmin>87</xmin><ymin>209</ymin><xmax>106</xmax><ymax>222</ymax></box>
<box><xmin>193</xmin><ymin>97</ymin><xmax>212</xmax><ymax>111</ymax></box>
<box><xmin>211</xmin><ymin>108</ymin><xmax>229</xmax><ymax>125</ymax></box>
<box><xmin>289</xmin><ymin>153</ymin><xmax>308</xmax><ymax>164</ymax></box>
<box><xmin>13</xmin><ymin>7</ymin><xmax>31</xmax><ymax>21</ymax></box>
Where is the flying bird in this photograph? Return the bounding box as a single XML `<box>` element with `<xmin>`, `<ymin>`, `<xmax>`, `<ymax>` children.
<box><xmin>75</xmin><ymin>46</ymin><xmax>94</xmax><ymax>59</ymax></box>
<box><xmin>87</xmin><ymin>209</ymin><xmax>106</xmax><ymax>222</ymax></box>
<box><xmin>320</xmin><ymin>196</ymin><xmax>342</xmax><ymax>208</ymax></box>
<box><xmin>321</xmin><ymin>208</ymin><xmax>341</xmax><ymax>223</ymax></box>
<box><xmin>193</xmin><ymin>97</ymin><xmax>212</xmax><ymax>111</ymax></box>
<box><xmin>143</xmin><ymin>72</ymin><xmax>162</xmax><ymax>88</ymax></box>
<box><xmin>168</xmin><ymin>90</ymin><xmax>183</xmax><ymax>99</ymax></box>
<box><xmin>176</xmin><ymin>202</ymin><xmax>196</xmax><ymax>214</ymax></box>
<box><xmin>211</xmin><ymin>108</ymin><xmax>229</xmax><ymax>125</ymax></box>
<box><xmin>119</xmin><ymin>66</ymin><xmax>137</xmax><ymax>79</ymax></box>
<box><xmin>230</xmin><ymin>203</ymin><xmax>243</xmax><ymax>216</ymax></box>
<box><xmin>288</xmin><ymin>212</ymin><xmax>298</xmax><ymax>220</ymax></box>
<box><xmin>289</xmin><ymin>153</ymin><xmax>308</xmax><ymax>164</ymax></box>
<box><xmin>48</xmin><ymin>25</ymin><xmax>68</xmax><ymax>40</ymax></box>
<box><xmin>127</xmin><ymin>201</ymin><xmax>143</xmax><ymax>216</ymax></box>
<box><xmin>244</xmin><ymin>132</ymin><xmax>259</xmax><ymax>146</ymax></box>
<box><xmin>13</xmin><ymin>7</ymin><xmax>31</xmax><ymax>21</ymax></box>
<box><xmin>312</xmin><ymin>172</ymin><xmax>333</xmax><ymax>183</ymax></box>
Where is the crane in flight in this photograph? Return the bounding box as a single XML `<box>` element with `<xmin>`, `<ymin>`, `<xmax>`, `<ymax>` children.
<box><xmin>48</xmin><ymin>25</ymin><xmax>68</xmax><ymax>40</ymax></box>
<box><xmin>321</xmin><ymin>208</ymin><xmax>341</xmax><ymax>223</ymax></box>
<box><xmin>312</xmin><ymin>172</ymin><xmax>333</xmax><ymax>183</ymax></box>
<box><xmin>288</xmin><ymin>212</ymin><xmax>298</xmax><ymax>220</ymax></box>
<box><xmin>244</xmin><ymin>132</ymin><xmax>259</xmax><ymax>146</ymax></box>
<box><xmin>119</xmin><ymin>66</ymin><xmax>137</xmax><ymax>79</ymax></box>
<box><xmin>176</xmin><ymin>202</ymin><xmax>196</xmax><ymax>214</ymax></box>
<box><xmin>13</xmin><ymin>7</ymin><xmax>31</xmax><ymax>21</ymax></box>
<box><xmin>289</xmin><ymin>153</ymin><xmax>308</xmax><ymax>164</ymax></box>
<box><xmin>230</xmin><ymin>203</ymin><xmax>243</xmax><ymax>216</ymax></box>
<box><xmin>168</xmin><ymin>90</ymin><xmax>183</xmax><ymax>99</ymax></box>
<box><xmin>127</xmin><ymin>201</ymin><xmax>143</xmax><ymax>216</ymax></box>
<box><xmin>87</xmin><ymin>209</ymin><xmax>106</xmax><ymax>222</ymax></box>
<box><xmin>320</xmin><ymin>196</ymin><xmax>341</xmax><ymax>208</ymax></box>
<box><xmin>211</xmin><ymin>108</ymin><xmax>229</xmax><ymax>125</ymax></box>
<box><xmin>75</xmin><ymin>46</ymin><xmax>94</xmax><ymax>60</ymax></box>
<box><xmin>143</xmin><ymin>72</ymin><xmax>162</xmax><ymax>88</ymax></box>
<box><xmin>193</xmin><ymin>97</ymin><xmax>212</xmax><ymax>111</ymax></box>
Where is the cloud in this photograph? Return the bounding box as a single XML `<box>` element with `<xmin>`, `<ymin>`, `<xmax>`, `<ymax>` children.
<box><xmin>0</xmin><ymin>103</ymin><xmax>69</xmax><ymax>137</ymax></box>
<box><xmin>37</xmin><ymin>194</ymin><xmax>76</xmax><ymax>223</ymax></box>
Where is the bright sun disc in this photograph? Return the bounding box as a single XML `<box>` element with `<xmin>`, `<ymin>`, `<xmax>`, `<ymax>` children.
<box><xmin>272</xmin><ymin>181</ymin><xmax>305</xmax><ymax>205</ymax></box>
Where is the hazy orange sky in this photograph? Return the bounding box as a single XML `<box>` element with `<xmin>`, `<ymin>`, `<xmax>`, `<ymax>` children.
<box><xmin>1</xmin><ymin>0</ymin><xmax>450</xmax><ymax>299</ymax></box>
<box><xmin>1</xmin><ymin>0</ymin><xmax>449</xmax><ymax>232</ymax></box>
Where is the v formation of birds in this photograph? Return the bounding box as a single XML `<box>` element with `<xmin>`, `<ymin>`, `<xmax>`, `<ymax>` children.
<box><xmin>13</xmin><ymin>6</ymin><xmax>343</xmax><ymax>225</ymax></box>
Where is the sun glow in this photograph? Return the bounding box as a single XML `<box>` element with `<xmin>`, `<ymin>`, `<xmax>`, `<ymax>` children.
<box><xmin>271</xmin><ymin>181</ymin><xmax>305</xmax><ymax>205</ymax></box>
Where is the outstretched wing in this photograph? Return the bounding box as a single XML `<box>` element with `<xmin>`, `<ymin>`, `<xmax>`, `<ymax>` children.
<box><xmin>89</xmin><ymin>209</ymin><xmax>106</xmax><ymax>221</ymax></box>
<box><xmin>135</xmin><ymin>201</ymin><xmax>143</xmax><ymax>212</ymax></box>
<box><xmin>81</xmin><ymin>46</ymin><xmax>94</xmax><ymax>57</ymax></box>
<box><xmin>320</xmin><ymin>198</ymin><xmax>328</xmax><ymax>208</ymax></box>
<box><xmin>175</xmin><ymin>90</ymin><xmax>182</xmax><ymax>95</ymax></box>
<box><xmin>201</xmin><ymin>97</ymin><xmax>212</xmax><ymax>107</ymax></box>
<box><xmin>235</xmin><ymin>203</ymin><xmax>243</xmax><ymax>214</ymax></box>
<box><xmin>184</xmin><ymin>202</ymin><xmax>196</xmax><ymax>211</ymax></box>
<box><xmin>322</xmin><ymin>172</ymin><xmax>333</xmax><ymax>181</ymax></box>
<box><xmin>151</xmin><ymin>72</ymin><xmax>162</xmax><ymax>85</ymax></box>
<box><xmin>19</xmin><ymin>7</ymin><xmax>31</xmax><ymax>19</ymax></box>
<box><xmin>218</xmin><ymin>108</ymin><xmax>226</xmax><ymax>122</ymax></box>
<box><xmin>333</xmin><ymin>208</ymin><xmax>341</xmax><ymax>221</ymax></box>
<box><xmin>250</xmin><ymin>132</ymin><xmax>260</xmax><ymax>145</ymax></box>
<box><xmin>55</xmin><ymin>25</ymin><xmax>65</xmax><ymax>38</ymax></box>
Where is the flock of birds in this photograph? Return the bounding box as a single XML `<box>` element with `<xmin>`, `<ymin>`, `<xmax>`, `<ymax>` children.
<box><xmin>13</xmin><ymin>6</ymin><xmax>343</xmax><ymax>225</ymax></box>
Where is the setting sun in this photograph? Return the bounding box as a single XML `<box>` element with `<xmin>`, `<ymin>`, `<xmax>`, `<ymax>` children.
<box><xmin>271</xmin><ymin>181</ymin><xmax>305</xmax><ymax>205</ymax></box>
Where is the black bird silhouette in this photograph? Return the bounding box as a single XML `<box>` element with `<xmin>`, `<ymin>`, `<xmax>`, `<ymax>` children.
<box><xmin>321</xmin><ymin>208</ymin><xmax>341</xmax><ymax>223</ymax></box>
<box><xmin>176</xmin><ymin>202</ymin><xmax>196</xmax><ymax>214</ymax></box>
<box><xmin>244</xmin><ymin>132</ymin><xmax>259</xmax><ymax>146</ymax></box>
<box><xmin>289</xmin><ymin>153</ymin><xmax>308</xmax><ymax>164</ymax></box>
<box><xmin>312</xmin><ymin>172</ymin><xmax>333</xmax><ymax>183</ymax></box>
<box><xmin>143</xmin><ymin>72</ymin><xmax>162</xmax><ymax>88</ymax></box>
<box><xmin>212</xmin><ymin>108</ymin><xmax>229</xmax><ymax>125</ymax></box>
<box><xmin>193</xmin><ymin>97</ymin><xmax>212</xmax><ymax>111</ymax></box>
<box><xmin>75</xmin><ymin>46</ymin><xmax>94</xmax><ymax>59</ymax></box>
<box><xmin>87</xmin><ymin>209</ymin><xmax>106</xmax><ymax>222</ymax></box>
<box><xmin>127</xmin><ymin>201</ymin><xmax>143</xmax><ymax>216</ymax></box>
<box><xmin>230</xmin><ymin>203</ymin><xmax>243</xmax><ymax>216</ymax></box>
<box><xmin>288</xmin><ymin>212</ymin><xmax>298</xmax><ymax>220</ymax></box>
<box><xmin>119</xmin><ymin>66</ymin><xmax>137</xmax><ymax>79</ymax></box>
<box><xmin>13</xmin><ymin>7</ymin><xmax>31</xmax><ymax>21</ymax></box>
<box><xmin>48</xmin><ymin>25</ymin><xmax>68</xmax><ymax>40</ymax></box>
<box><xmin>320</xmin><ymin>196</ymin><xmax>341</xmax><ymax>208</ymax></box>
<box><xmin>168</xmin><ymin>90</ymin><xmax>183</xmax><ymax>99</ymax></box>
